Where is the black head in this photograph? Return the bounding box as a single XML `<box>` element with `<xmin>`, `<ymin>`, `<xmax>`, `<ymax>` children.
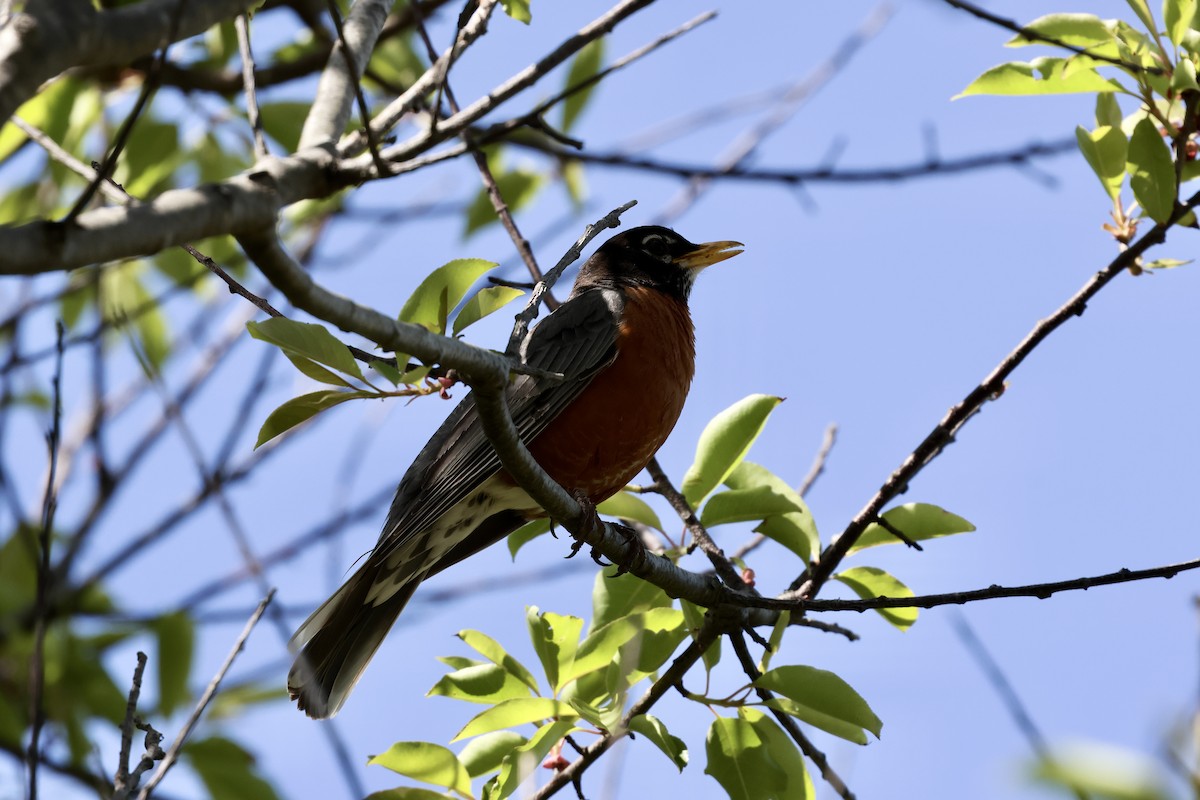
<box><xmin>571</xmin><ymin>226</ymin><xmax>743</xmax><ymax>302</ymax></box>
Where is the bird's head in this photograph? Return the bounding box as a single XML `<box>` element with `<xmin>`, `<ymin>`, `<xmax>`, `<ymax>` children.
<box><xmin>573</xmin><ymin>226</ymin><xmax>743</xmax><ymax>301</ymax></box>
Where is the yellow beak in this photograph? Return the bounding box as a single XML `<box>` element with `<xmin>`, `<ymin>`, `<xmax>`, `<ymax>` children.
<box><xmin>676</xmin><ymin>240</ymin><xmax>745</xmax><ymax>272</ymax></box>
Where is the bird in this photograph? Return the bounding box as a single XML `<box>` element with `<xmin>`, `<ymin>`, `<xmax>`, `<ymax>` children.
<box><xmin>287</xmin><ymin>225</ymin><xmax>743</xmax><ymax>718</ymax></box>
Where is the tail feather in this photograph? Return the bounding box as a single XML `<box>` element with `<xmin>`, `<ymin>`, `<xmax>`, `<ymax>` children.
<box><xmin>288</xmin><ymin>564</ymin><xmax>418</xmax><ymax>718</ymax></box>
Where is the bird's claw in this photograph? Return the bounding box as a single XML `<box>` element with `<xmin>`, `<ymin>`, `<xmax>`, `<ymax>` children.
<box><xmin>607</xmin><ymin>522</ymin><xmax>647</xmax><ymax>576</ymax></box>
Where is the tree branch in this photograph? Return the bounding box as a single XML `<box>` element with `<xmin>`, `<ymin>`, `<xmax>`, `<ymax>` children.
<box><xmin>794</xmin><ymin>190</ymin><xmax>1200</xmax><ymax>598</ymax></box>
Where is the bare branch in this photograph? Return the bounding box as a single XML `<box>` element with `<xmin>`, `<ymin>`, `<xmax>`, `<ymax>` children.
<box><xmin>25</xmin><ymin>322</ymin><xmax>63</xmax><ymax>800</ymax></box>
<box><xmin>134</xmin><ymin>590</ymin><xmax>275</xmax><ymax>800</ymax></box>
<box><xmin>112</xmin><ymin>651</ymin><xmax>149</xmax><ymax>798</ymax></box>
<box><xmin>509</xmin><ymin>137</ymin><xmax>1078</xmax><ymax>188</ymax></box>
<box><xmin>794</xmin><ymin>190</ymin><xmax>1200</xmax><ymax>598</ymax></box>
<box><xmin>235</xmin><ymin>13</ymin><xmax>268</xmax><ymax>159</ymax></box>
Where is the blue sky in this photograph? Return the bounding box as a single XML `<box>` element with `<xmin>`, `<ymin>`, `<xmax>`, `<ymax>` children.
<box><xmin>6</xmin><ymin>1</ymin><xmax>1200</xmax><ymax>798</ymax></box>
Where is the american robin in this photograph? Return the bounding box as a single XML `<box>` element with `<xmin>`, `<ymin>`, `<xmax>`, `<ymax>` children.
<box><xmin>288</xmin><ymin>226</ymin><xmax>742</xmax><ymax>718</ymax></box>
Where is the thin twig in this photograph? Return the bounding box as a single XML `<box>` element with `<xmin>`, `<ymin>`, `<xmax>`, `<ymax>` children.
<box><xmin>64</xmin><ymin>0</ymin><xmax>190</xmax><ymax>222</ymax></box>
<box><xmin>530</xmin><ymin>622</ymin><xmax>721</xmax><ymax>799</ymax></box>
<box><xmin>794</xmin><ymin>189</ymin><xmax>1200</xmax><ymax>598</ymax></box>
<box><xmin>505</xmin><ymin>199</ymin><xmax>636</xmax><ymax>355</ymax></box>
<box><xmin>730</xmin><ymin>423</ymin><xmax>837</xmax><ymax>562</ymax></box>
<box><xmin>508</xmin><ymin>137</ymin><xmax>1078</xmax><ymax>187</ymax></box>
<box><xmin>113</xmin><ymin>651</ymin><xmax>149</xmax><ymax>798</ymax></box>
<box><xmin>134</xmin><ymin>590</ymin><xmax>275</xmax><ymax>800</ymax></box>
<box><xmin>26</xmin><ymin>321</ymin><xmax>64</xmax><ymax>800</ymax></box>
<box><xmin>324</xmin><ymin>0</ymin><xmax>388</xmax><ymax>175</ymax></box>
<box><xmin>646</xmin><ymin>457</ymin><xmax>744</xmax><ymax>589</ymax></box>
<box><xmin>656</xmin><ymin>2</ymin><xmax>892</xmax><ymax>225</ymax></box>
<box><xmin>235</xmin><ymin>13</ymin><xmax>269</xmax><ymax>159</ymax></box>
<box><xmin>480</xmin><ymin>11</ymin><xmax>718</xmax><ymax>146</ymax></box>
<box><xmin>775</xmin><ymin>556</ymin><xmax>1200</xmax><ymax>613</ymax></box>
<box><xmin>939</xmin><ymin>0</ymin><xmax>1157</xmax><ymax>75</ymax></box>
<box><xmin>410</xmin><ymin>2</ymin><xmax>546</xmax><ymax>298</ymax></box>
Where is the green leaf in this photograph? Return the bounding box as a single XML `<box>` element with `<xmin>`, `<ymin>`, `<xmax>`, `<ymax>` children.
<box><xmin>367</xmin><ymin>34</ymin><xmax>426</xmax><ymax>90</ymax></box>
<box><xmin>700</xmin><ymin>486</ymin><xmax>802</xmax><ymax>528</ymax></box>
<box><xmin>1144</xmin><ymin>257</ymin><xmax>1193</xmax><ymax>268</ymax></box>
<box><xmin>562</xmin><ymin>160</ymin><xmax>588</xmax><ymax>208</ymax></box>
<box><xmin>1004</xmin><ymin>13</ymin><xmax>1114</xmax><ymax>48</ymax></box>
<box><xmin>368</xmin><ymin>742</ymin><xmax>472</xmax><ymax>799</ymax></box>
<box><xmin>400</xmin><ymin>258</ymin><xmax>498</xmax><ymax>335</ymax></box>
<box><xmin>1029</xmin><ymin>742</ymin><xmax>1172</xmax><ymax>800</ymax></box>
<box><xmin>428</xmin><ymin>663</ymin><xmax>535</xmax><ymax>705</ymax></box>
<box><xmin>185</xmin><ymin>737</ymin><xmax>281</xmax><ymax>800</ymax></box>
<box><xmin>453</xmin><ymin>286</ymin><xmax>525</xmax><ymax>336</ymax></box>
<box><xmin>464</xmin><ymin>170</ymin><xmax>543</xmax><ymax>236</ymax></box>
<box><xmin>206</xmin><ymin>681</ymin><xmax>287</xmax><ymax>721</ymax></box>
<box><xmin>1124</xmin><ymin>0</ymin><xmax>1158</xmax><ymax>33</ymax></box>
<box><xmin>723</xmin><ymin>461</ymin><xmax>819</xmax><ymax>562</ymax></box>
<box><xmin>455</xmin><ymin>629</ymin><xmax>541</xmax><ymax>694</ymax></box>
<box><xmin>246</xmin><ymin>318</ymin><xmax>364</xmax><ymax>380</ymax></box>
<box><xmin>756</xmin><ymin>665</ymin><xmax>882</xmax><ymax>743</ymax></box>
<box><xmin>1172</xmin><ymin>56</ymin><xmax>1200</xmax><ymax>92</ymax></box>
<box><xmin>562</xmin><ymin>39</ymin><xmax>605</xmax><ymax>133</ymax></box>
<box><xmin>500</xmin><ymin>0</ymin><xmax>531</xmax><ymax>24</ymax></box>
<box><xmin>590</xmin><ymin>567</ymin><xmax>673</xmax><ymax>632</ymax></box>
<box><xmin>1076</xmin><ymin>124</ymin><xmax>1128</xmax><ymax>201</ymax></box>
<box><xmin>0</xmin><ymin>78</ymin><xmax>80</xmax><ymax>164</ymax></box>
<box><xmin>117</xmin><ymin>120</ymin><xmax>181</xmax><ymax>196</ymax></box>
<box><xmin>680</xmin><ymin>599</ymin><xmax>720</xmax><ymax>671</ymax></box>
<box><xmin>848</xmin><ymin>502</ymin><xmax>975</xmax><ymax>554</ymax></box>
<box><xmin>560</xmin><ymin>617</ymin><xmax>639</xmax><ymax>687</ymax></box>
<box><xmin>99</xmin><ymin>262</ymin><xmax>171</xmax><ymax>371</ymax></box>
<box><xmin>622</xmin><ymin>607</ymin><xmax>688</xmax><ymax>676</ymax></box>
<box><xmin>507</xmin><ymin>519</ymin><xmax>552</xmax><ymax>559</ymax></box>
<box><xmin>956</xmin><ymin>57</ymin><xmax>1125</xmax><ymax>98</ymax></box>
<box><xmin>365</xmin><ymin>789</ymin><xmax>455</xmax><ymax>800</ymax></box>
<box><xmin>704</xmin><ymin>717</ymin><xmax>787</xmax><ymax>800</ymax></box>
<box><xmin>459</xmin><ymin>730</ymin><xmax>527</xmax><ymax>778</ymax></box>
<box><xmin>1166</xmin><ymin>0</ymin><xmax>1199</xmax><ymax>46</ymax></box>
<box><xmin>629</xmin><ymin>714</ymin><xmax>688</xmax><ymax>771</ymax></box>
<box><xmin>254</xmin><ymin>389</ymin><xmax>370</xmax><ymax>448</ymax></box>
<box><xmin>1096</xmin><ymin>93</ymin><xmax>1124</xmax><ymax>129</ymax></box>
<box><xmin>453</xmin><ymin>698</ymin><xmax>577</xmax><ymax>741</ymax></box>
<box><xmin>681</xmin><ymin>395</ymin><xmax>783</xmax><ymax>506</ymax></box>
<box><xmin>834</xmin><ymin>567</ymin><xmax>918</xmax><ymax>631</ymax></box>
<box><xmin>762</xmin><ymin>611</ymin><xmax>789</xmax><ymax>673</ymax></box>
<box><xmin>1127</xmin><ymin>117</ymin><xmax>1177</xmax><ymax>223</ymax></box>
<box><xmin>153</xmin><ymin>612</ymin><xmax>194</xmax><ymax>716</ymax></box>
<box><xmin>259</xmin><ymin>101</ymin><xmax>311</xmax><ymax>153</ymax></box>
<box><xmin>494</xmin><ymin>719</ymin><xmax>576</xmax><ymax>799</ymax></box>
<box><xmin>596</xmin><ymin>491</ymin><xmax>664</xmax><ymax>533</ymax></box>
<box><xmin>526</xmin><ymin>609</ymin><xmax>583</xmax><ymax>692</ymax></box>
<box><xmin>739</xmin><ymin>708</ymin><xmax>813</xmax><ymax>799</ymax></box>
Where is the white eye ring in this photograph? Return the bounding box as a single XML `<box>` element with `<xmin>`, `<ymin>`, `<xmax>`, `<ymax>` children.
<box><xmin>640</xmin><ymin>233</ymin><xmax>673</xmax><ymax>261</ymax></box>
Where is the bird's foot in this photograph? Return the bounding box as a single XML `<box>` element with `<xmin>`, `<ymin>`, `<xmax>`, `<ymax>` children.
<box><xmin>606</xmin><ymin>522</ymin><xmax>647</xmax><ymax>577</ymax></box>
<box><xmin>564</xmin><ymin>491</ymin><xmax>602</xmax><ymax>561</ymax></box>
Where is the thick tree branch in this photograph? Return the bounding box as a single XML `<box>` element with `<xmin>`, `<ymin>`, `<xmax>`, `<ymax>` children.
<box><xmin>0</xmin><ymin>0</ymin><xmax>257</xmax><ymax>127</ymax></box>
<box><xmin>299</xmin><ymin>0</ymin><xmax>390</xmax><ymax>150</ymax></box>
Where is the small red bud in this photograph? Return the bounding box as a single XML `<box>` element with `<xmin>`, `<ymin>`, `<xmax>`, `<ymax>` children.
<box><xmin>741</xmin><ymin>567</ymin><xmax>756</xmax><ymax>587</ymax></box>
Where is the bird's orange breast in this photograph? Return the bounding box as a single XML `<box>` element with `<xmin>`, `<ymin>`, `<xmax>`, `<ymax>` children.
<box><xmin>525</xmin><ymin>286</ymin><xmax>696</xmax><ymax>503</ymax></box>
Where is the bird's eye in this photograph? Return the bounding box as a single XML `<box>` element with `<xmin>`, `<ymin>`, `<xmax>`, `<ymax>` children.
<box><xmin>640</xmin><ymin>233</ymin><xmax>670</xmax><ymax>259</ymax></box>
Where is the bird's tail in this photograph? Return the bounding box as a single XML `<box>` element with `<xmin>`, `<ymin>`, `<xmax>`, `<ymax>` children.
<box><xmin>287</xmin><ymin>563</ymin><xmax>417</xmax><ymax>718</ymax></box>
